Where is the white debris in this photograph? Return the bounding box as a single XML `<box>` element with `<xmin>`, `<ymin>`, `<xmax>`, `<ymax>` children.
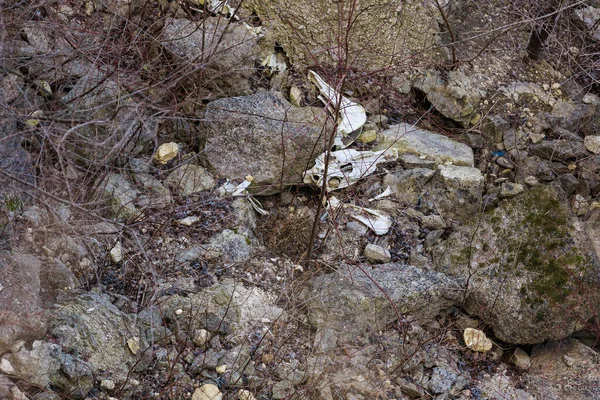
<box><xmin>309</xmin><ymin>70</ymin><xmax>367</xmax><ymax>149</ymax></box>
<box><xmin>261</xmin><ymin>54</ymin><xmax>287</xmax><ymax>74</ymax></box>
<box><xmin>177</xmin><ymin>216</ymin><xmax>200</xmax><ymax>226</ymax></box>
<box><xmin>218</xmin><ymin>176</ymin><xmax>269</xmax><ymax>215</ymax></box>
<box><xmin>304</xmin><ymin>148</ymin><xmax>398</xmax><ymax>191</ymax></box>
<box><xmin>350</xmin><ymin>207</ymin><xmax>392</xmax><ymax>236</ymax></box>
<box><xmin>368</xmin><ymin>186</ymin><xmax>392</xmax><ymax>202</ymax></box>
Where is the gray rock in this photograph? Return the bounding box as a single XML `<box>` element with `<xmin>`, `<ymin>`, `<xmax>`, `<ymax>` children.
<box><xmin>481</xmin><ymin>115</ymin><xmax>510</xmax><ymax>143</ymax></box>
<box><xmin>584</xmin><ymin>135</ymin><xmax>600</xmax><ymax>154</ymax></box>
<box><xmin>413</xmin><ymin>70</ymin><xmax>483</xmax><ymax>126</ymax></box>
<box><xmin>511</xmin><ymin>348</ymin><xmax>531</xmax><ymax>370</ymax></box>
<box><xmin>476</xmin><ymin>368</ymin><xmax>533</xmax><ymax>400</ymax></box>
<box><xmin>384</xmin><ymin>168</ymin><xmax>435</xmax><ymax>206</ymax></box>
<box><xmin>429</xmin><ymin>367</ymin><xmax>457</xmax><ymax>394</ymax></box>
<box><xmin>245</xmin><ymin>0</ymin><xmax>442</xmax><ymax>71</ymax></box>
<box><xmin>376</xmin><ymin>123</ymin><xmax>475</xmax><ymax>167</ymax></box>
<box><xmin>203</xmin><ymin>91</ymin><xmax>331</xmax><ymax>195</ymax></box>
<box><xmin>301</xmin><ymin>263</ymin><xmax>462</xmax><ymax>342</ymax></box>
<box><xmin>50</xmin><ymin>292</ymin><xmax>149</xmax><ymax>382</ymax></box>
<box><xmin>166</xmin><ymin>164</ymin><xmax>215</xmax><ymax>196</ymax></box>
<box><xmin>432</xmin><ymin>185</ymin><xmax>600</xmax><ymax>344</ymax></box>
<box><xmin>399</xmin><ymin>153</ymin><xmax>436</xmax><ymax>169</ymax></box>
<box><xmin>574</xmin><ymin>6</ymin><xmax>600</xmax><ymax>41</ymax></box>
<box><xmin>547</xmin><ymin>100</ymin><xmax>596</xmax><ymax>133</ymax></box>
<box><xmin>0</xmin><ymin>254</ymin><xmax>47</xmax><ymax>355</ymax></box>
<box><xmin>95</xmin><ymin>173</ymin><xmax>140</xmax><ymax>220</ymax></box>
<box><xmin>61</xmin><ymin>71</ymin><xmax>156</xmax><ymax>168</ymax></box>
<box><xmin>364</xmin><ymin>243</ymin><xmax>391</xmax><ymax>263</ymax></box>
<box><xmin>160</xmin><ymin>18</ymin><xmax>258</xmax><ymax>99</ymax></box>
<box><xmin>499</xmin><ymin>182</ymin><xmax>524</xmax><ymax>198</ymax></box>
<box><xmin>160</xmin><ymin>281</ymin><xmax>284</xmax><ymax>337</ymax></box>
<box><xmin>557</xmin><ymin>173</ymin><xmax>579</xmax><ymax>196</ymax></box>
<box><xmin>424</xmin><ymin>165</ymin><xmax>484</xmax><ymax>221</ymax></box>
<box><xmin>586</xmin><ymin>209</ymin><xmax>600</xmax><ymax>266</ymax></box>
<box><xmin>132</xmin><ymin>173</ymin><xmax>172</xmax><ymax>205</ymax></box>
<box><xmin>526</xmin><ymin>338</ymin><xmax>600</xmax><ymax>400</ymax></box>
<box><xmin>530</xmin><ymin>140</ymin><xmax>588</xmax><ymax>162</ymax></box>
<box><xmin>271</xmin><ymin>380</ymin><xmax>293</xmax><ymax>400</ymax></box>
<box><xmin>424</xmin><ymin>230</ymin><xmax>444</xmax><ymax>249</ymax></box>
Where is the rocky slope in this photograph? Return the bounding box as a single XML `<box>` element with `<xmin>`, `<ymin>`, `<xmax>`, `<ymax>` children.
<box><xmin>1</xmin><ymin>1</ymin><xmax>600</xmax><ymax>399</ymax></box>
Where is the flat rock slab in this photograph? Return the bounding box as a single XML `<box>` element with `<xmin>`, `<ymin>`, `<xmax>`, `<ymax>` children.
<box><xmin>301</xmin><ymin>263</ymin><xmax>462</xmax><ymax>341</ymax></box>
<box><xmin>376</xmin><ymin>123</ymin><xmax>474</xmax><ymax>167</ymax></box>
<box><xmin>203</xmin><ymin>91</ymin><xmax>330</xmax><ymax>195</ymax></box>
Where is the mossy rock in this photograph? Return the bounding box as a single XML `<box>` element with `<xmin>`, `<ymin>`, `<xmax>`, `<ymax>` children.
<box><xmin>432</xmin><ymin>185</ymin><xmax>600</xmax><ymax>344</ymax></box>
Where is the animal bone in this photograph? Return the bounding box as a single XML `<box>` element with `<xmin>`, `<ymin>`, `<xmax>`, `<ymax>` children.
<box><xmin>309</xmin><ymin>70</ymin><xmax>367</xmax><ymax>149</ymax></box>
<box><xmin>304</xmin><ymin>148</ymin><xmax>398</xmax><ymax>192</ymax></box>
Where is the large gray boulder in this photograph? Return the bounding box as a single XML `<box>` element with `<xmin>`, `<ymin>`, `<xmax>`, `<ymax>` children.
<box><xmin>244</xmin><ymin>0</ymin><xmax>443</xmax><ymax>71</ymax></box>
<box><xmin>376</xmin><ymin>123</ymin><xmax>475</xmax><ymax>167</ymax></box>
<box><xmin>203</xmin><ymin>91</ymin><xmax>331</xmax><ymax>194</ymax></box>
<box><xmin>413</xmin><ymin>70</ymin><xmax>484</xmax><ymax>126</ymax></box>
<box><xmin>0</xmin><ymin>254</ymin><xmax>47</xmax><ymax>355</ymax></box>
<box><xmin>432</xmin><ymin>185</ymin><xmax>600</xmax><ymax>344</ymax></box>
<box><xmin>300</xmin><ymin>263</ymin><xmax>462</xmax><ymax>342</ymax></box>
<box><xmin>61</xmin><ymin>70</ymin><xmax>156</xmax><ymax>168</ymax></box>
<box><xmin>160</xmin><ymin>17</ymin><xmax>258</xmax><ymax>99</ymax></box>
<box><xmin>49</xmin><ymin>292</ymin><xmax>150</xmax><ymax>383</ymax></box>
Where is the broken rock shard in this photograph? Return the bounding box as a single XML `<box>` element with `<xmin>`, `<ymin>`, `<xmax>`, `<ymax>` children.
<box><xmin>303</xmin><ymin>148</ymin><xmax>398</xmax><ymax>192</ymax></box>
<box><xmin>350</xmin><ymin>207</ymin><xmax>392</xmax><ymax>236</ymax></box>
<box><xmin>308</xmin><ymin>70</ymin><xmax>367</xmax><ymax>149</ymax></box>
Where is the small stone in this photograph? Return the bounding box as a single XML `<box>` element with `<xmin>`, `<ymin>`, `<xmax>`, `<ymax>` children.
<box><xmin>572</xmin><ymin>194</ymin><xmax>590</xmax><ymax>216</ymax></box>
<box><xmin>421</xmin><ymin>214</ymin><xmax>446</xmax><ymax>230</ymax></box>
<box><xmin>177</xmin><ymin>216</ymin><xmax>200</xmax><ymax>226</ymax></box>
<box><xmin>551</xmin><ymin>83</ymin><xmax>561</xmax><ymax>90</ymax></box>
<box><xmin>289</xmin><ymin>86</ymin><xmax>302</xmax><ymax>107</ymax></box>
<box><xmin>216</xmin><ymin>364</ymin><xmax>227</xmax><ymax>374</ymax></box>
<box><xmin>127</xmin><ymin>337</ymin><xmax>140</xmax><ymax>355</ymax></box>
<box><xmin>101</xmin><ymin>379</ymin><xmax>116</xmax><ymax>390</ymax></box>
<box><xmin>357</xmin><ymin>129</ymin><xmax>377</xmax><ymax>143</ymax></box>
<box><xmin>584</xmin><ymin>136</ymin><xmax>600</xmax><ymax>154</ymax></box>
<box><xmin>193</xmin><ymin>329</ymin><xmax>211</xmax><ymax>347</ymax></box>
<box><xmin>237</xmin><ymin>389</ymin><xmax>257</xmax><ymax>400</ymax></box>
<box><xmin>0</xmin><ymin>358</ymin><xmax>14</xmax><ymax>374</ymax></box>
<box><xmin>499</xmin><ymin>182</ymin><xmax>524</xmax><ymax>198</ymax></box>
<box><xmin>463</xmin><ymin>328</ymin><xmax>492</xmax><ymax>352</ymax></box>
<box><xmin>496</xmin><ymin>157</ymin><xmax>514</xmax><ymax>169</ymax></box>
<box><xmin>192</xmin><ymin>384</ymin><xmax>223</xmax><ymax>400</ymax></box>
<box><xmin>511</xmin><ymin>348</ymin><xmax>531</xmax><ymax>370</ymax></box>
<box><xmin>175</xmin><ymin>309</ymin><xmax>183</xmax><ymax>315</ymax></box>
<box><xmin>271</xmin><ymin>380</ymin><xmax>292</xmax><ymax>399</ymax></box>
<box><xmin>154</xmin><ymin>142</ymin><xmax>179</xmax><ymax>165</ymax></box>
<box><xmin>563</xmin><ymin>354</ymin><xmax>575</xmax><ymax>367</ymax></box>
<box><xmin>364</xmin><ymin>243</ymin><xmax>391</xmax><ymax>263</ymax></box>
<box><xmin>524</xmin><ymin>176</ymin><xmax>540</xmax><ymax>186</ymax></box>
<box><xmin>109</xmin><ymin>242</ymin><xmax>123</xmax><ymax>263</ymax></box>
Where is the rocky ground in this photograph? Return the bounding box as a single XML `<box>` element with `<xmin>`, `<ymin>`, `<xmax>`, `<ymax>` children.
<box><xmin>1</xmin><ymin>0</ymin><xmax>600</xmax><ymax>399</ymax></box>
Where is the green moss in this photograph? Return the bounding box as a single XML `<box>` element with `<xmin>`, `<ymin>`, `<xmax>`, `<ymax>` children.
<box><xmin>4</xmin><ymin>195</ymin><xmax>22</xmax><ymax>212</ymax></box>
<box><xmin>486</xmin><ymin>186</ymin><xmax>591</xmax><ymax>304</ymax></box>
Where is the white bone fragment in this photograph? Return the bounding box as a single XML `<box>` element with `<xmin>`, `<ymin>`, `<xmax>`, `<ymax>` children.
<box><xmin>368</xmin><ymin>186</ymin><xmax>392</xmax><ymax>202</ymax></box>
<box><xmin>309</xmin><ymin>70</ymin><xmax>367</xmax><ymax>149</ymax></box>
<box><xmin>218</xmin><ymin>176</ymin><xmax>253</xmax><ymax>197</ymax></box>
<box><xmin>304</xmin><ymin>148</ymin><xmax>398</xmax><ymax>191</ymax></box>
<box><xmin>261</xmin><ymin>54</ymin><xmax>287</xmax><ymax>74</ymax></box>
<box><xmin>350</xmin><ymin>206</ymin><xmax>392</xmax><ymax>235</ymax></box>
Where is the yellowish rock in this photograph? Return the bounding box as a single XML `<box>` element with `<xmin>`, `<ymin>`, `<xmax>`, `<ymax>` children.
<box><xmin>25</xmin><ymin>110</ymin><xmax>44</xmax><ymax>127</ymax></box>
<box><xmin>127</xmin><ymin>337</ymin><xmax>140</xmax><ymax>355</ymax></box>
<box><xmin>237</xmin><ymin>389</ymin><xmax>257</xmax><ymax>400</ymax></box>
<box><xmin>357</xmin><ymin>129</ymin><xmax>377</xmax><ymax>143</ymax></box>
<box><xmin>192</xmin><ymin>384</ymin><xmax>223</xmax><ymax>400</ymax></box>
<box><xmin>154</xmin><ymin>142</ymin><xmax>179</xmax><ymax>165</ymax></box>
<box><xmin>216</xmin><ymin>364</ymin><xmax>227</xmax><ymax>374</ymax></box>
<box><xmin>463</xmin><ymin>328</ymin><xmax>492</xmax><ymax>352</ymax></box>
<box><xmin>289</xmin><ymin>86</ymin><xmax>302</xmax><ymax>107</ymax></box>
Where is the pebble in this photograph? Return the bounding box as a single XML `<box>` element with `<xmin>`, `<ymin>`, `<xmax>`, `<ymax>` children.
<box><xmin>237</xmin><ymin>390</ymin><xmax>257</xmax><ymax>400</ymax></box>
<box><xmin>192</xmin><ymin>384</ymin><xmax>223</xmax><ymax>400</ymax></box>
<box><xmin>193</xmin><ymin>329</ymin><xmax>211</xmax><ymax>347</ymax></box>
<box><xmin>511</xmin><ymin>348</ymin><xmax>531</xmax><ymax>370</ymax></box>
<box><xmin>364</xmin><ymin>243</ymin><xmax>391</xmax><ymax>263</ymax></box>
<box><xmin>584</xmin><ymin>135</ymin><xmax>600</xmax><ymax>154</ymax></box>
